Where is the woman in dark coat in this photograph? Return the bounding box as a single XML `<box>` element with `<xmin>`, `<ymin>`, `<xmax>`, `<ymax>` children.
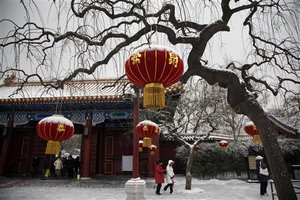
<box><xmin>155</xmin><ymin>160</ymin><xmax>166</xmax><ymax>195</ymax></box>
<box><xmin>256</xmin><ymin>156</ymin><xmax>269</xmax><ymax>195</ymax></box>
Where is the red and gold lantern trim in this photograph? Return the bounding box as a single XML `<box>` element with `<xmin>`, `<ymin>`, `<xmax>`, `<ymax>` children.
<box><xmin>244</xmin><ymin>122</ymin><xmax>261</xmax><ymax>144</ymax></box>
<box><xmin>125</xmin><ymin>45</ymin><xmax>184</xmax><ymax>109</ymax></box>
<box><xmin>36</xmin><ymin>114</ymin><xmax>74</xmax><ymax>155</ymax></box>
<box><xmin>135</xmin><ymin>120</ymin><xmax>160</xmax><ymax>147</ymax></box>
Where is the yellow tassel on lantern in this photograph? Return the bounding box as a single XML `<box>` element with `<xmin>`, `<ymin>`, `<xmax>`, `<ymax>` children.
<box><xmin>143</xmin><ymin>137</ymin><xmax>152</xmax><ymax>147</ymax></box>
<box><xmin>252</xmin><ymin>135</ymin><xmax>261</xmax><ymax>144</ymax></box>
<box><xmin>45</xmin><ymin>140</ymin><xmax>61</xmax><ymax>155</ymax></box>
<box><xmin>143</xmin><ymin>83</ymin><xmax>165</xmax><ymax>109</ymax></box>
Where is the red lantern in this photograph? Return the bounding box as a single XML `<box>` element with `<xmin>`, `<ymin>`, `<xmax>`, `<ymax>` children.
<box><xmin>244</xmin><ymin>122</ymin><xmax>261</xmax><ymax>144</ymax></box>
<box><xmin>139</xmin><ymin>140</ymin><xmax>144</xmax><ymax>152</ymax></box>
<box><xmin>135</xmin><ymin>120</ymin><xmax>160</xmax><ymax>147</ymax></box>
<box><xmin>36</xmin><ymin>114</ymin><xmax>74</xmax><ymax>155</ymax></box>
<box><xmin>125</xmin><ymin>45</ymin><xmax>184</xmax><ymax>109</ymax></box>
<box><xmin>219</xmin><ymin>140</ymin><xmax>229</xmax><ymax>149</ymax></box>
<box><xmin>148</xmin><ymin>144</ymin><xmax>157</xmax><ymax>155</ymax></box>
<box><xmin>193</xmin><ymin>145</ymin><xmax>200</xmax><ymax>153</ymax></box>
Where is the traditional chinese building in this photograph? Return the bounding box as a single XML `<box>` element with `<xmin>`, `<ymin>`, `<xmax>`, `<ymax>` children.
<box><xmin>0</xmin><ymin>78</ymin><xmax>183</xmax><ymax>178</ymax></box>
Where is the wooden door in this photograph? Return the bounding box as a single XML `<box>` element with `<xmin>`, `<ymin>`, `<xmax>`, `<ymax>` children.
<box><xmin>18</xmin><ymin>136</ymin><xmax>30</xmax><ymax>173</ymax></box>
<box><xmin>104</xmin><ymin>136</ymin><xmax>114</xmax><ymax>174</ymax></box>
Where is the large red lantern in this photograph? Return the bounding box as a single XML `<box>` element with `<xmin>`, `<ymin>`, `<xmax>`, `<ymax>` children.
<box><xmin>244</xmin><ymin>122</ymin><xmax>261</xmax><ymax>144</ymax></box>
<box><xmin>135</xmin><ymin>120</ymin><xmax>160</xmax><ymax>147</ymax></box>
<box><xmin>36</xmin><ymin>114</ymin><xmax>74</xmax><ymax>155</ymax></box>
<box><xmin>219</xmin><ymin>140</ymin><xmax>229</xmax><ymax>149</ymax></box>
<box><xmin>125</xmin><ymin>45</ymin><xmax>184</xmax><ymax>109</ymax></box>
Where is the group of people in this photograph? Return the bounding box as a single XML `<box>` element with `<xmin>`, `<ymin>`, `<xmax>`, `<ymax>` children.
<box><xmin>155</xmin><ymin>156</ymin><xmax>269</xmax><ymax>196</ymax></box>
<box><xmin>53</xmin><ymin>155</ymin><xmax>80</xmax><ymax>179</ymax></box>
<box><xmin>155</xmin><ymin>159</ymin><xmax>175</xmax><ymax>195</ymax></box>
<box><xmin>32</xmin><ymin>154</ymin><xmax>80</xmax><ymax>179</ymax></box>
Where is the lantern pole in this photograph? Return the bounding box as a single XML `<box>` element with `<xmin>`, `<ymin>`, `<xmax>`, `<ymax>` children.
<box><xmin>133</xmin><ymin>86</ymin><xmax>140</xmax><ymax>178</ymax></box>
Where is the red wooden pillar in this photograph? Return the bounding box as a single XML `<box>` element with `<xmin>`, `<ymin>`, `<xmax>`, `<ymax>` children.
<box><xmin>132</xmin><ymin>89</ymin><xmax>140</xmax><ymax>178</ymax></box>
<box><xmin>147</xmin><ymin>135</ymin><xmax>159</xmax><ymax>178</ymax></box>
<box><xmin>0</xmin><ymin>115</ymin><xmax>13</xmax><ymax>176</ymax></box>
<box><xmin>81</xmin><ymin>113</ymin><xmax>92</xmax><ymax>177</ymax></box>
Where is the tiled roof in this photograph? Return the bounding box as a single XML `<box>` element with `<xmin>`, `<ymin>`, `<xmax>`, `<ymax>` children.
<box><xmin>0</xmin><ymin>79</ymin><xmax>183</xmax><ymax>105</ymax></box>
<box><xmin>161</xmin><ymin>133</ymin><xmax>235</xmax><ymax>142</ymax></box>
<box><xmin>268</xmin><ymin>114</ymin><xmax>299</xmax><ymax>136</ymax></box>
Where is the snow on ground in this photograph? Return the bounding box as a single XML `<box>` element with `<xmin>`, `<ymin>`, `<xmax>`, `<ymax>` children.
<box><xmin>0</xmin><ymin>176</ymin><xmax>276</xmax><ymax>200</ymax></box>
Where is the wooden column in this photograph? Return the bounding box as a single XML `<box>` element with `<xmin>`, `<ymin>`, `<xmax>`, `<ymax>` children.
<box><xmin>0</xmin><ymin>115</ymin><xmax>13</xmax><ymax>176</ymax></box>
<box><xmin>81</xmin><ymin>113</ymin><xmax>92</xmax><ymax>177</ymax></box>
<box><xmin>147</xmin><ymin>135</ymin><xmax>159</xmax><ymax>178</ymax></box>
<box><xmin>132</xmin><ymin>89</ymin><xmax>140</xmax><ymax>178</ymax></box>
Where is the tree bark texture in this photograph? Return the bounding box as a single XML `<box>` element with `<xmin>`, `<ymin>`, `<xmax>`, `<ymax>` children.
<box><xmin>240</xmin><ymin>100</ymin><xmax>297</xmax><ymax>200</ymax></box>
<box><xmin>185</xmin><ymin>148</ymin><xmax>195</xmax><ymax>190</ymax></box>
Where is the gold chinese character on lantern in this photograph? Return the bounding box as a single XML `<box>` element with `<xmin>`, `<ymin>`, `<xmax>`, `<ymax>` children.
<box><xmin>143</xmin><ymin>125</ymin><xmax>148</xmax><ymax>131</ymax></box>
<box><xmin>169</xmin><ymin>52</ymin><xmax>179</xmax><ymax>68</ymax></box>
<box><xmin>131</xmin><ymin>52</ymin><xmax>141</xmax><ymax>65</ymax></box>
<box><xmin>57</xmin><ymin>123</ymin><xmax>65</xmax><ymax>132</ymax></box>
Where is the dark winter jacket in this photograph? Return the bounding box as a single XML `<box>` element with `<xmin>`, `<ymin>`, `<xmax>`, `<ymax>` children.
<box><xmin>256</xmin><ymin>160</ymin><xmax>269</xmax><ymax>182</ymax></box>
<box><xmin>155</xmin><ymin>163</ymin><xmax>165</xmax><ymax>184</ymax></box>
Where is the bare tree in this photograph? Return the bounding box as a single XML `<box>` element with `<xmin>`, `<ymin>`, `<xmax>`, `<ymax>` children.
<box><xmin>157</xmin><ymin>77</ymin><xmax>223</xmax><ymax>190</ymax></box>
<box><xmin>0</xmin><ymin>1</ymin><xmax>299</xmax><ymax>199</ymax></box>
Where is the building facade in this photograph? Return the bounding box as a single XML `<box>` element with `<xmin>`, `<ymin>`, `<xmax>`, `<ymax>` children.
<box><xmin>0</xmin><ymin>78</ymin><xmax>183</xmax><ymax>178</ymax></box>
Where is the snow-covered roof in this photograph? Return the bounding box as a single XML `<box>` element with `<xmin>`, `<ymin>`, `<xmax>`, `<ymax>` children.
<box><xmin>267</xmin><ymin>114</ymin><xmax>299</xmax><ymax>137</ymax></box>
<box><xmin>0</xmin><ymin>78</ymin><xmax>183</xmax><ymax>104</ymax></box>
<box><xmin>161</xmin><ymin>133</ymin><xmax>234</xmax><ymax>142</ymax></box>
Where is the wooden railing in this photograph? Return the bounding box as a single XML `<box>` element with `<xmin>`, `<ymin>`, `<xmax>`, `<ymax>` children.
<box><xmin>270</xmin><ymin>180</ymin><xmax>300</xmax><ymax>200</ymax></box>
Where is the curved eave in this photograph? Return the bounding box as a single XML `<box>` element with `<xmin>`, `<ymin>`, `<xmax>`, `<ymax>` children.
<box><xmin>268</xmin><ymin>114</ymin><xmax>299</xmax><ymax>136</ymax></box>
<box><xmin>0</xmin><ymin>81</ymin><xmax>184</xmax><ymax>105</ymax></box>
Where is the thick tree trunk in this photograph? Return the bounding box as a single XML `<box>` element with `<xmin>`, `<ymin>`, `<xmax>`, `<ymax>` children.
<box><xmin>239</xmin><ymin>99</ymin><xmax>297</xmax><ymax>200</ymax></box>
<box><xmin>185</xmin><ymin>148</ymin><xmax>195</xmax><ymax>190</ymax></box>
<box><xmin>185</xmin><ymin>35</ymin><xmax>297</xmax><ymax>200</ymax></box>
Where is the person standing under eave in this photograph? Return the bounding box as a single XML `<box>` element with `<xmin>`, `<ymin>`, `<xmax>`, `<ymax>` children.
<box><xmin>164</xmin><ymin>160</ymin><xmax>175</xmax><ymax>194</ymax></box>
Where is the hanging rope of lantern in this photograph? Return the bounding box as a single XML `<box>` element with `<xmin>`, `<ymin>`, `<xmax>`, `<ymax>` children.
<box><xmin>125</xmin><ymin>45</ymin><xmax>184</xmax><ymax>109</ymax></box>
<box><xmin>36</xmin><ymin>114</ymin><xmax>74</xmax><ymax>155</ymax></box>
<box><xmin>244</xmin><ymin>122</ymin><xmax>261</xmax><ymax>144</ymax></box>
<box><xmin>135</xmin><ymin>120</ymin><xmax>160</xmax><ymax>147</ymax></box>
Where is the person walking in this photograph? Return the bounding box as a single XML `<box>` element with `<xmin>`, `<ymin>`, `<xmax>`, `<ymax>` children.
<box><xmin>164</xmin><ymin>160</ymin><xmax>175</xmax><ymax>194</ymax></box>
<box><xmin>74</xmin><ymin>156</ymin><xmax>80</xmax><ymax>176</ymax></box>
<box><xmin>155</xmin><ymin>160</ymin><xmax>166</xmax><ymax>195</ymax></box>
<box><xmin>256</xmin><ymin>156</ymin><xmax>269</xmax><ymax>196</ymax></box>
<box><xmin>54</xmin><ymin>157</ymin><xmax>63</xmax><ymax>179</ymax></box>
<box><xmin>66</xmin><ymin>154</ymin><xmax>75</xmax><ymax>178</ymax></box>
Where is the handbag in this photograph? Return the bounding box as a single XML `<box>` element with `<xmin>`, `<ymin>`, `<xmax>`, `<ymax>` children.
<box><xmin>259</xmin><ymin>166</ymin><xmax>269</xmax><ymax>176</ymax></box>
